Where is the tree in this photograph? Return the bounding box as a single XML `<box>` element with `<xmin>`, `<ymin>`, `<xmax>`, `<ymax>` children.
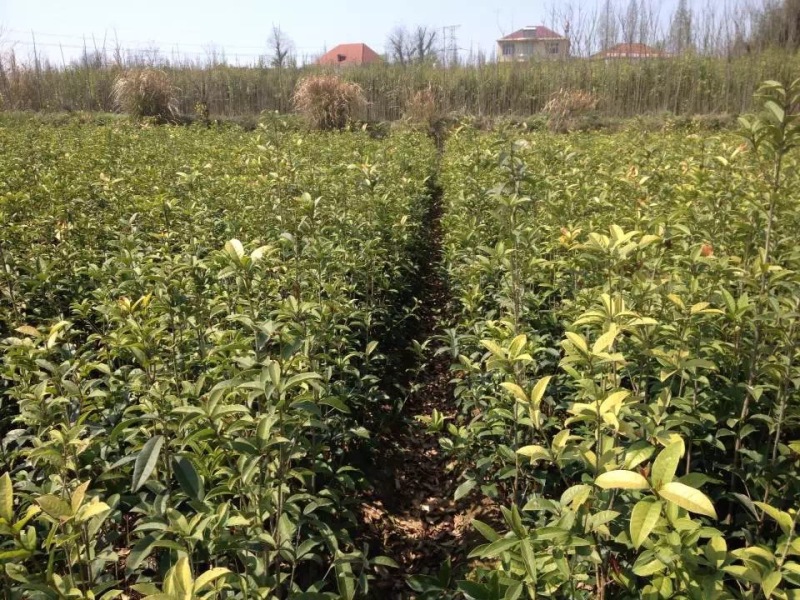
<box><xmin>750</xmin><ymin>0</ymin><xmax>800</xmax><ymax>50</ymax></box>
<box><xmin>620</xmin><ymin>0</ymin><xmax>639</xmax><ymax>46</ymax></box>
<box><xmin>597</xmin><ymin>0</ymin><xmax>619</xmax><ymax>50</ymax></box>
<box><xmin>668</xmin><ymin>0</ymin><xmax>694</xmax><ymax>54</ymax></box>
<box><xmin>268</xmin><ymin>25</ymin><xmax>294</xmax><ymax>69</ymax></box>
<box><xmin>387</xmin><ymin>26</ymin><xmax>412</xmax><ymax>65</ymax></box>
<box><xmin>387</xmin><ymin>25</ymin><xmax>438</xmax><ymax>65</ymax></box>
<box><xmin>412</xmin><ymin>26</ymin><xmax>438</xmax><ymax>64</ymax></box>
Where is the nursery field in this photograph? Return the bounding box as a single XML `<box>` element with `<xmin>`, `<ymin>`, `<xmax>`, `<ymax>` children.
<box><xmin>1</xmin><ymin>80</ymin><xmax>799</xmax><ymax>600</ymax></box>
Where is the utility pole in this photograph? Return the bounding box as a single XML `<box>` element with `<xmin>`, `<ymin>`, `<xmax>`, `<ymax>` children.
<box><xmin>441</xmin><ymin>24</ymin><xmax>460</xmax><ymax>67</ymax></box>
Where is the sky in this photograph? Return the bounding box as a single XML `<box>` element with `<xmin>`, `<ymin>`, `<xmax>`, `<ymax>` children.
<box><xmin>0</xmin><ymin>0</ymin><xmax>740</xmax><ymax>65</ymax></box>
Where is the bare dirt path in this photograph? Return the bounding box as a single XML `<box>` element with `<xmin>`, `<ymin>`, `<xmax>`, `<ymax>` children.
<box><xmin>357</xmin><ymin>177</ymin><xmax>486</xmax><ymax>597</ymax></box>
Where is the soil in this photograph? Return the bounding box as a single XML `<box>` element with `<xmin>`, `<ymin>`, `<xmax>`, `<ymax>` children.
<box><xmin>357</xmin><ymin>174</ymin><xmax>494</xmax><ymax>597</ymax></box>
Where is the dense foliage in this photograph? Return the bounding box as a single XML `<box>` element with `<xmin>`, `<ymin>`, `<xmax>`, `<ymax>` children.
<box><xmin>1</xmin><ymin>78</ymin><xmax>799</xmax><ymax>600</ymax></box>
<box><xmin>0</xmin><ymin>116</ymin><xmax>436</xmax><ymax>598</ymax></box>
<box><xmin>423</xmin><ymin>79</ymin><xmax>800</xmax><ymax>598</ymax></box>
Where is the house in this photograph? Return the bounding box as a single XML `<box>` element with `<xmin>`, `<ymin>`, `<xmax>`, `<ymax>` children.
<box><xmin>592</xmin><ymin>43</ymin><xmax>669</xmax><ymax>60</ymax></box>
<box><xmin>497</xmin><ymin>26</ymin><xmax>570</xmax><ymax>62</ymax></box>
<box><xmin>317</xmin><ymin>43</ymin><xmax>383</xmax><ymax>66</ymax></box>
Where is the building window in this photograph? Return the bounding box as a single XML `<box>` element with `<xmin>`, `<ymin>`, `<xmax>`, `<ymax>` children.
<box><xmin>547</xmin><ymin>42</ymin><xmax>560</xmax><ymax>54</ymax></box>
<box><xmin>502</xmin><ymin>43</ymin><xmax>514</xmax><ymax>56</ymax></box>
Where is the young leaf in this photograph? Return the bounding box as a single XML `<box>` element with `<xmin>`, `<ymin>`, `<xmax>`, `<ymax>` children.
<box><xmin>0</xmin><ymin>472</ymin><xmax>13</xmax><ymax>523</ymax></box>
<box><xmin>36</xmin><ymin>495</ymin><xmax>73</xmax><ymax>520</ymax></box>
<box><xmin>630</xmin><ymin>499</ymin><xmax>662</xmax><ymax>549</ymax></box>
<box><xmin>650</xmin><ymin>439</ymin><xmax>685</xmax><ymax>490</ymax></box>
<box><xmin>132</xmin><ymin>436</ymin><xmax>165</xmax><ymax>492</ymax></box>
<box><xmin>501</xmin><ymin>382</ymin><xmax>528</xmax><ymax>403</ymax></box>
<box><xmin>657</xmin><ymin>482</ymin><xmax>717</xmax><ymax>519</ymax></box>
<box><xmin>754</xmin><ymin>501</ymin><xmax>794</xmax><ymax>536</ymax></box>
<box><xmin>224</xmin><ymin>238</ymin><xmax>245</xmax><ymax>261</ymax></box>
<box><xmin>595</xmin><ymin>470</ymin><xmax>649</xmax><ymax>490</ymax></box>
<box><xmin>529</xmin><ymin>376</ymin><xmax>552</xmax><ymax>406</ymax></box>
<box><xmin>194</xmin><ymin>567</ymin><xmax>231</xmax><ymax>593</ymax></box>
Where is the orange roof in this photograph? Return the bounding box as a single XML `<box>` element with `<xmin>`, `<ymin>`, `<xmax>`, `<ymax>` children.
<box><xmin>317</xmin><ymin>43</ymin><xmax>383</xmax><ymax>66</ymax></box>
<box><xmin>593</xmin><ymin>43</ymin><xmax>669</xmax><ymax>59</ymax></box>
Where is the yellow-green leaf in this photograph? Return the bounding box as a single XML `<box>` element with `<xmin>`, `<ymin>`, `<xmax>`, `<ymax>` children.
<box><xmin>705</xmin><ymin>536</ymin><xmax>727</xmax><ymax>568</ymax></box>
<box><xmin>595</xmin><ymin>470</ymin><xmax>650</xmax><ymax>490</ymax></box>
<box><xmin>657</xmin><ymin>482</ymin><xmax>717</xmax><ymax>519</ymax></box>
<box><xmin>75</xmin><ymin>501</ymin><xmax>110</xmax><ymax>523</ymax></box>
<box><xmin>754</xmin><ymin>502</ymin><xmax>794</xmax><ymax>536</ymax></box>
<box><xmin>36</xmin><ymin>495</ymin><xmax>72</xmax><ymax>520</ymax></box>
<box><xmin>481</xmin><ymin>340</ymin><xmax>505</xmax><ymax>358</ymax></box>
<box><xmin>651</xmin><ymin>439</ymin><xmax>685</xmax><ymax>490</ymax></box>
<box><xmin>517</xmin><ymin>445</ymin><xmax>550</xmax><ymax>462</ymax></box>
<box><xmin>529</xmin><ymin>376</ymin><xmax>552</xmax><ymax>407</ymax></box>
<box><xmin>593</xmin><ymin>324</ymin><xmax>618</xmax><ymax>354</ymax></box>
<box><xmin>194</xmin><ymin>567</ymin><xmax>231</xmax><ymax>593</ymax></box>
<box><xmin>0</xmin><ymin>473</ymin><xmax>13</xmax><ymax>523</ymax></box>
<box><xmin>667</xmin><ymin>293</ymin><xmax>685</xmax><ymax>310</ymax></box>
<box><xmin>762</xmin><ymin>570</ymin><xmax>782</xmax><ymax>599</ymax></box>
<box><xmin>14</xmin><ymin>325</ymin><xmax>39</xmax><ymax>338</ymax></box>
<box><xmin>565</xmin><ymin>332</ymin><xmax>588</xmax><ymax>354</ymax></box>
<box><xmin>70</xmin><ymin>480</ymin><xmax>90</xmax><ymax>513</ymax></box>
<box><xmin>501</xmin><ymin>382</ymin><xmax>528</xmax><ymax>403</ymax></box>
<box><xmin>599</xmin><ymin>390</ymin><xmax>630</xmax><ymax>415</ymax></box>
<box><xmin>630</xmin><ymin>499</ymin><xmax>662</xmax><ymax>549</ymax></box>
<box><xmin>224</xmin><ymin>238</ymin><xmax>245</xmax><ymax>261</ymax></box>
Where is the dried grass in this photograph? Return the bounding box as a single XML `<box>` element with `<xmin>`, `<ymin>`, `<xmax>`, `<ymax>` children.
<box><xmin>404</xmin><ymin>85</ymin><xmax>440</xmax><ymax>128</ymax></box>
<box><xmin>292</xmin><ymin>75</ymin><xmax>365</xmax><ymax>130</ymax></box>
<box><xmin>543</xmin><ymin>88</ymin><xmax>600</xmax><ymax>131</ymax></box>
<box><xmin>112</xmin><ymin>69</ymin><xmax>177</xmax><ymax>120</ymax></box>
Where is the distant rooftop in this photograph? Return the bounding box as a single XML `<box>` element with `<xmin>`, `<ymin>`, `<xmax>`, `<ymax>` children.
<box><xmin>592</xmin><ymin>43</ymin><xmax>669</xmax><ymax>59</ymax></box>
<box><xmin>498</xmin><ymin>26</ymin><xmax>567</xmax><ymax>41</ymax></box>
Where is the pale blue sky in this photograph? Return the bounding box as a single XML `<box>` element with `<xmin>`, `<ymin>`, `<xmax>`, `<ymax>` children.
<box><xmin>0</xmin><ymin>0</ymin><xmax>745</xmax><ymax>64</ymax></box>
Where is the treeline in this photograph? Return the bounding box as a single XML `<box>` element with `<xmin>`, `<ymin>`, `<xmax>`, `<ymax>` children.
<box><xmin>1</xmin><ymin>52</ymin><xmax>799</xmax><ymax>120</ymax></box>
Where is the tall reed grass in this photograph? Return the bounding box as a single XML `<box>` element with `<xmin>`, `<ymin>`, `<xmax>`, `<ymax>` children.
<box><xmin>2</xmin><ymin>51</ymin><xmax>798</xmax><ymax>120</ymax></box>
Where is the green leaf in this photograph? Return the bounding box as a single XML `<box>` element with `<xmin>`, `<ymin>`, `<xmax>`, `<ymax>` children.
<box><xmin>754</xmin><ymin>502</ymin><xmax>794</xmax><ymax>536</ymax></box>
<box><xmin>371</xmin><ymin>555</ymin><xmax>399</xmax><ymax>568</ymax></box>
<box><xmin>630</xmin><ymin>499</ymin><xmax>662</xmax><ymax>549</ymax></box>
<box><xmin>334</xmin><ymin>558</ymin><xmax>355</xmax><ymax>600</ymax></box>
<box><xmin>173</xmin><ymin>456</ymin><xmax>204</xmax><ymax>501</ymax></box>
<box><xmin>595</xmin><ymin>470</ymin><xmax>649</xmax><ymax>490</ymax></box>
<box><xmin>132</xmin><ymin>436</ymin><xmax>164</xmax><ymax>492</ymax></box>
<box><xmin>0</xmin><ymin>473</ymin><xmax>13</xmax><ymax>523</ymax></box>
<box><xmin>454</xmin><ymin>480</ymin><xmax>477</xmax><ymax>501</ymax></box>
<box><xmin>36</xmin><ymin>495</ymin><xmax>72</xmax><ymax>520</ymax></box>
<box><xmin>764</xmin><ymin>100</ymin><xmax>785</xmax><ymax>125</ymax></box>
<box><xmin>650</xmin><ymin>439</ymin><xmax>684</xmax><ymax>490</ymax></box>
<box><xmin>657</xmin><ymin>482</ymin><xmax>717</xmax><ymax>519</ymax></box>
<box><xmin>472</xmin><ymin>519</ymin><xmax>500</xmax><ymax>542</ymax></box>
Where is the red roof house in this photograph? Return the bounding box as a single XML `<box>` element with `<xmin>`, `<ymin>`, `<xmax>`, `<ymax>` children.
<box><xmin>592</xmin><ymin>43</ymin><xmax>669</xmax><ymax>59</ymax></box>
<box><xmin>497</xmin><ymin>26</ymin><xmax>570</xmax><ymax>61</ymax></box>
<box><xmin>317</xmin><ymin>43</ymin><xmax>383</xmax><ymax>66</ymax></box>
